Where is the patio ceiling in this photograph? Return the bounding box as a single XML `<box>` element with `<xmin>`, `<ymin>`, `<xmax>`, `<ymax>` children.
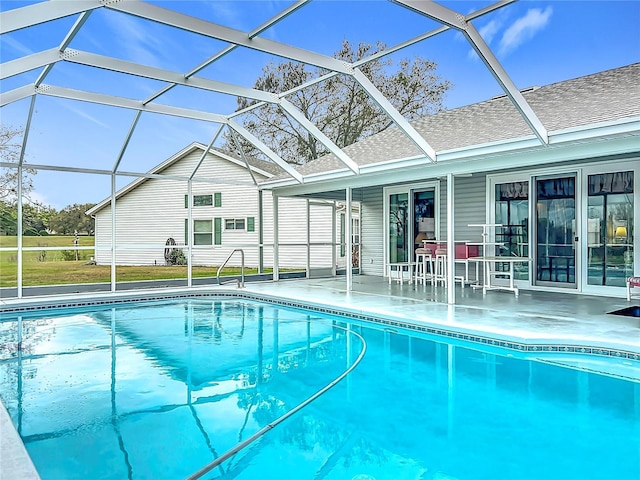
<box><xmin>0</xmin><ymin>0</ymin><xmax>552</xmax><ymax>186</ymax></box>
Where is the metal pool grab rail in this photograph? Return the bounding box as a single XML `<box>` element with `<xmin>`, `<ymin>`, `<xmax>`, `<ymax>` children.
<box><xmin>185</xmin><ymin>325</ymin><xmax>368</xmax><ymax>480</ymax></box>
<box><xmin>216</xmin><ymin>249</ymin><xmax>245</xmax><ymax>288</ymax></box>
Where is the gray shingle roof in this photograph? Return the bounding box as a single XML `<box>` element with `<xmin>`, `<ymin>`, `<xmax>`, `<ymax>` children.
<box><xmin>265</xmin><ymin>63</ymin><xmax>639</xmax><ymax>180</ymax></box>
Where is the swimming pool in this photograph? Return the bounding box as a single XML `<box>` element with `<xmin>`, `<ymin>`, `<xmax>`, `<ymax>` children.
<box><xmin>1</xmin><ymin>297</ymin><xmax>638</xmax><ymax>479</ymax></box>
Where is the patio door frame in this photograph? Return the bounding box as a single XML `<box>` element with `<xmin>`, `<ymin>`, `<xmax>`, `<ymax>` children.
<box><xmin>488</xmin><ymin>158</ymin><xmax>639</xmax><ymax>296</ymax></box>
<box><xmin>581</xmin><ymin>159</ymin><xmax>639</xmax><ymax>296</ymax></box>
<box><xmin>488</xmin><ymin>166</ymin><xmax>583</xmax><ymax>292</ymax></box>
<box><xmin>488</xmin><ymin>172</ymin><xmax>532</xmax><ymax>290</ymax></box>
<box><xmin>383</xmin><ymin>181</ymin><xmax>440</xmax><ymax>278</ymax></box>
<box><xmin>532</xmin><ymin>171</ymin><xmax>580</xmax><ymax>290</ymax></box>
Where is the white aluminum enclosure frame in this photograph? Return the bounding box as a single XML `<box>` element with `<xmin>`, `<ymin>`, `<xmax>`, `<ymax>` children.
<box><xmin>1</xmin><ymin>0</ymin><xmax>552</xmax><ymax>301</ymax></box>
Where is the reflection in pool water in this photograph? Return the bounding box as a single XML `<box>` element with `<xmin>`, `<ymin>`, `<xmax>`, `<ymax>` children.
<box><xmin>1</xmin><ymin>298</ymin><xmax>638</xmax><ymax>480</ymax></box>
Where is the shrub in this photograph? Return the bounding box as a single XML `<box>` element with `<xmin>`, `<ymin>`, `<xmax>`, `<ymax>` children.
<box><xmin>60</xmin><ymin>250</ymin><xmax>76</xmax><ymax>261</ymax></box>
<box><xmin>167</xmin><ymin>248</ymin><xmax>187</xmax><ymax>266</ymax></box>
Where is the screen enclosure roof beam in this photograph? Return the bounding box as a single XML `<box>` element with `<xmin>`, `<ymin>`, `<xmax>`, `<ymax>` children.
<box><xmin>393</xmin><ymin>0</ymin><xmax>549</xmax><ymax>145</ymax></box>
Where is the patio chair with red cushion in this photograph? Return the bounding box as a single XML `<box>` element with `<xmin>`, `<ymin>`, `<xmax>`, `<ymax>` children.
<box><xmin>628</xmin><ymin>277</ymin><xmax>640</xmax><ymax>301</ymax></box>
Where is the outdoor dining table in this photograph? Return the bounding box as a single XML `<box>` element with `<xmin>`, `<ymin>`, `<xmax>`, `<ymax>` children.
<box><xmin>468</xmin><ymin>256</ymin><xmax>532</xmax><ymax>296</ymax></box>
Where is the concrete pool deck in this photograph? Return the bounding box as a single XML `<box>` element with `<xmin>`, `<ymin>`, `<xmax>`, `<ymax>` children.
<box><xmin>1</xmin><ymin>275</ymin><xmax>639</xmax><ymax>480</ymax></box>
<box><xmin>242</xmin><ymin>276</ymin><xmax>640</xmax><ymax>354</ymax></box>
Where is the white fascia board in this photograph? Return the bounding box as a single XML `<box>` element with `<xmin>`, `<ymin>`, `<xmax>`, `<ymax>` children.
<box><xmin>0</xmin><ymin>84</ymin><xmax>35</xmax><ymax>107</ymax></box>
<box><xmin>227</xmin><ymin>120</ymin><xmax>304</xmax><ymax>183</ymax></box>
<box><xmin>279</xmin><ymin>98</ymin><xmax>360</xmax><ymax>174</ymax></box>
<box><xmin>266</xmin><ymin>134</ymin><xmax>640</xmax><ymax>198</ymax></box>
<box><xmin>0</xmin><ymin>0</ymin><xmax>101</xmax><ymax>34</ymax></box>
<box><xmin>33</xmin><ymin>84</ymin><xmax>227</xmax><ymax>123</ymax></box>
<box><xmin>63</xmin><ymin>49</ymin><xmax>276</xmax><ymax>103</ymax></box>
<box><xmin>109</xmin><ymin>1</ymin><xmax>350</xmax><ymax>74</ymax></box>
<box><xmin>1</xmin><ymin>49</ymin><xmax>61</xmax><ymax>80</ymax></box>
<box><xmin>262</xmin><ymin>126</ymin><xmax>640</xmax><ymax>194</ymax></box>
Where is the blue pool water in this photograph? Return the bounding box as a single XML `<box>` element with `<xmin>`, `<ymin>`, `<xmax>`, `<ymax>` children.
<box><xmin>1</xmin><ymin>298</ymin><xmax>638</xmax><ymax>480</ymax></box>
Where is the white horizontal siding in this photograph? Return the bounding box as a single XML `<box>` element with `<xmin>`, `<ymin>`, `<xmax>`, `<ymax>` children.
<box><xmin>93</xmin><ymin>150</ymin><xmax>338</xmax><ymax>269</ymax></box>
<box><xmin>360</xmin><ymin>185</ymin><xmax>384</xmax><ymax>276</ymax></box>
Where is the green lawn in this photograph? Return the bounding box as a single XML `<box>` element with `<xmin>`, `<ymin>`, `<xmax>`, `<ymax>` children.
<box><xmin>0</xmin><ymin>236</ymin><xmax>270</xmax><ymax>287</ymax></box>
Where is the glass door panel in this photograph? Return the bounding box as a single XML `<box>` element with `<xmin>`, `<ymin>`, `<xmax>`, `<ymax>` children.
<box><xmin>587</xmin><ymin>171</ymin><xmax>634</xmax><ymax>287</ymax></box>
<box><xmin>495</xmin><ymin>181</ymin><xmax>529</xmax><ymax>281</ymax></box>
<box><xmin>389</xmin><ymin>192</ymin><xmax>409</xmax><ymax>263</ymax></box>
<box><xmin>413</xmin><ymin>189</ymin><xmax>435</xmax><ymax>254</ymax></box>
<box><xmin>535</xmin><ymin>175</ymin><xmax>576</xmax><ymax>287</ymax></box>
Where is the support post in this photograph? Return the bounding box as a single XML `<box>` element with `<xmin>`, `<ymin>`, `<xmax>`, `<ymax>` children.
<box><xmin>306</xmin><ymin>199</ymin><xmax>311</xmax><ymax>278</ymax></box>
<box><xmin>258</xmin><ymin>190</ymin><xmax>264</xmax><ymax>274</ymax></box>
<box><xmin>187</xmin><ymin>180</ymin><xmax>193</xmax><ymax>287</ymax></box>
<box><xmin>273</xmin><ymin>194</ymin><xmax>279</xmax><ymax>281</ymax></box>
<box><xmin>447</xmin><ymin>173</ymin><xmax>455</xmax><ymax>304</ymax></box>
<box><xmin>346</xmin><ymin>187</ymin><xmax>353</xmax><ymax>291</ymax></box>
<box><xmin>110</xmin><ymin>174</ymin><xmax>116</xmax><ymax>292</ymax></box>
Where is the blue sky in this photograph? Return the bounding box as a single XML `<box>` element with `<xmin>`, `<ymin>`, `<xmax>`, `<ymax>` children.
<box><xmin>1</xmin><ymin>0</ymin><xmax>639</xmax><ymax>209</ymax></box>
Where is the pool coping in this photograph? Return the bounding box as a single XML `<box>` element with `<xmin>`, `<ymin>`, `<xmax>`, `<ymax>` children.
<box><xmin>2</xmin><ymin>286</ymin><xmax>639</xmax><ymax>360</ymax></box>
<box><xmin>1</xmin><ymin>286</ymin><xmax>639</xmax><ymax>480</ymax></box>
<box><xmin>0</xmin><ymin>400</ymin><xmax>40</xmax><ymax>480</ymax></box>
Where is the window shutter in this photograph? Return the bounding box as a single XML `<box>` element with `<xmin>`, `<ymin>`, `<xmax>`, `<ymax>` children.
<box><xmin>184</xmin><ymin>218</ymin><xmax>188</xmax><ymax>245</ymax></box>
<box><xmin>214</xmin><ymin>192</ymin><xmax>222</xmax><ymax>207</ymax></box>
<box><xmin>184</xmin><ymin>194</ymin><xmax>188</xmax><ymax>208</ymax></box>
<box><xmin>247</xmin><ymin>217</ymin><xmax>255</xmax><ymax>232</ymax></box>
<box><xmin>214</xmin><ymin>217</ymin><xmax>222</xmax><ymax>245</ymax></box>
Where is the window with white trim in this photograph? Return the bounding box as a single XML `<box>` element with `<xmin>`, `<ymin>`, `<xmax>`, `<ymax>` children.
<box><xmin>194</xmin><ymin>219</ymin><xmax>213</xmax><ymax>245</ymax></box>
<box><xmin>225</xmin><ymin>218</ymin><xmax>246</xmax><ymax>230</ymax></box>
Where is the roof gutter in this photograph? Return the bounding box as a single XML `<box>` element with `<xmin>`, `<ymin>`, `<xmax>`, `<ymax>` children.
<box><xmin>261</xmin><ymin>118</ymin><xmax>640</xmax><ymax>195</ymax></box>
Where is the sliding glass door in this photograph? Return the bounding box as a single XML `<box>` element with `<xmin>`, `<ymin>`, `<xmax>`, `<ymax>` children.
<box><xmin>385</xmin><ymin>182</ymin><xmax>439</xmax><ymax>269</ymax></box>
<box><xmin>586</xmin><ymin>170</ymin><xmax>634</xmax><ymax>288</ymax></box>
<box><xmin>495</xmin><ymin>181</ymin><xmax>529</xmax><ymax>281</ymax></box>
<box><xmin>535</xmin><ymin>174</ymin><xmax>577</xmax><ymax>288</ymax></box>
<box><xmin>388</xmin><ymin>192</ymin><xmax>409</xmax><ymax>263</ymax></box>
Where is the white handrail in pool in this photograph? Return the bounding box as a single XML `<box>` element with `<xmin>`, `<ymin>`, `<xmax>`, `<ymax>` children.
<box><xmin>216</xmin><ymin>249</ymin><xmax>245</xmax><ymax>288</ymax></box>
<box><xmin>185</xmin><ymin>324</ymin><xmax>367</xmax><ymax>480</ymax></box>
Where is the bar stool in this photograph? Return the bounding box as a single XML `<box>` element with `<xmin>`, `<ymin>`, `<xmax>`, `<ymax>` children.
<box><xmin>434</xmin><ymin>248</ymin><xmax>465</xmax><ymax>288</ymax></box>
<box><xmin>433</xmin><ymin>248</ymin><xmax>448</xmax><ymax>286</ymax></box>
<box><xmin>414</xmin><ymin>247</ymin><xmax>433</xmax><ymax>285</ymax></box>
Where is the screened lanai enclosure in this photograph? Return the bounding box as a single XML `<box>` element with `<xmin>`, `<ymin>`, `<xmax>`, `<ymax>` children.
<box><xmin>1</xmin><ymin>1</ymin><xmax>639</xmax><ymax>303</ymax></box>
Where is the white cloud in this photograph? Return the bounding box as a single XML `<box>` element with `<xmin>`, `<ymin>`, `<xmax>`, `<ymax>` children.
<box><xmin>101</xmin><ymin>11</ymin><xmax>169</xmax><ymax>67</ymax></box>
<box><xmin>1</xmin><ymin>36</ymin><xmax>33</xmax><ymax>57</ymax></box>
<box><xmin>498</xmin><ymin>6</ymin><xmax>553</xmax><ymax>56</ymax></box>
<box><xmin>58</xmin><ymin>101</ymin><xmax>110</xmax><ymax>129</ymax></box>
<box><xmin>479</xmin><ymin>19</ymin><xmax>501</xmax><ymax>45</ymax></box>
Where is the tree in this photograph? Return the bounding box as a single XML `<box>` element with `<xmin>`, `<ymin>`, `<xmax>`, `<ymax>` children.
<box><xmin>0</xmin><ymin>200</ymin><xmax>17</xmax><ymax>235</ymax></box>
<box><xmin>226</xmin><ymin>40</ymin><xmax>451</xmax><ymax>165</ymax></box>
<box><xmin>0</xmin><ymin>199</ymin><xmax>55</xmax><ymax>236</ymax></box>
<box><xmin>0</xmin><ymin>124</ymin><xmax>37</xmax><ymax>202</ymax></box>
<box><xmin>49</xmin><ymin>203</ymin><xmax>96</xmax><ymax>235</ymax></box>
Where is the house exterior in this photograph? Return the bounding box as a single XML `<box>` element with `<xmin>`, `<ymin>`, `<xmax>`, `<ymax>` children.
<box><xmin>261</xmin><ymin>63</ymin><xmax>640</xmax><ymax>299</ymax></box>
<box><xmin>87</xmin><ymin>144</ymin><xmax>360</xmax><ymax>273</ymax></box>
